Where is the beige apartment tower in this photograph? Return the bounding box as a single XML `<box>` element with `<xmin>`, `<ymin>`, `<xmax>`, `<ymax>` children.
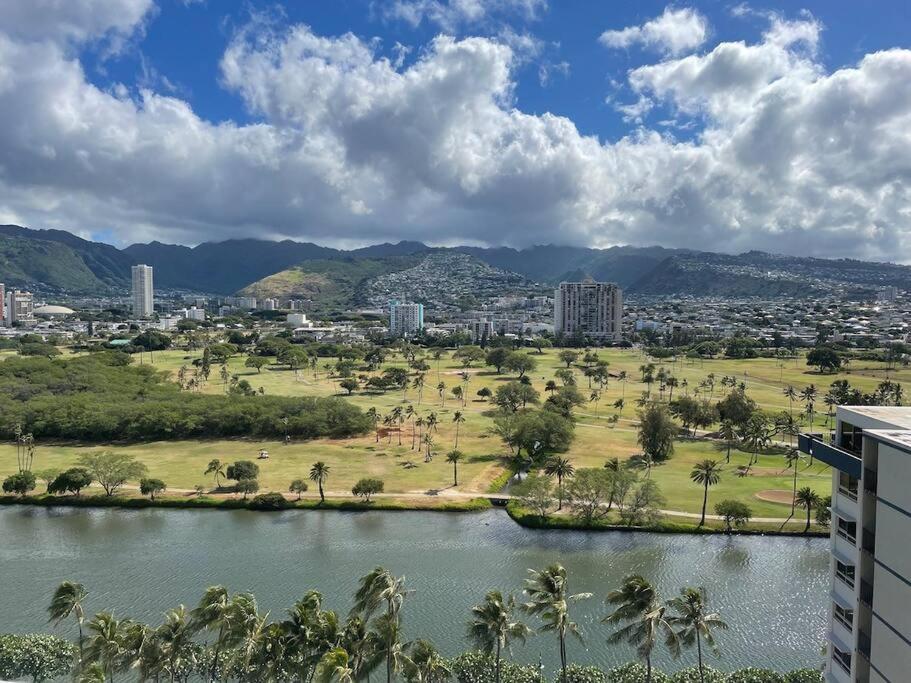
<box><xmin>553</xmin><ymin>279</ymin><xmax>623</xmax><ymax>342</ymax></box>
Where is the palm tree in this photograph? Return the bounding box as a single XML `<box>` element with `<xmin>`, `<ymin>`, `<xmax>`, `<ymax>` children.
<box><xmin>367</xmin><ymin>407</ymin><xmax>380</xmax><ymax>443</ymax></box>
<box><xmin>452</xmin><ymin>411</ymin><xmax>466</xmax><ymax>448</ymax></box>
<box><xmin>690</xmin><ymin>460</ymin><xmax>722</xmax><ymax>527</ymax></box>
<box><xmin>783</xmin><ymin>386</ymin><xmax>797</xmax><ymax>417</ymax></box>
<box><xmin>796</xmin><ymin>487</ymin><xmax>821</xmax><ymax>532</ymax></box>
<box><xmin>190</xmin><ymin>586</ymin><xmax>233</xmax><ymax>683</ymax></box>
<box><xmin>392</xmin><ymin>406</ymin><xmax>404</xmax><ymax>446</ymax></box>
<box><xmin>154</xmin><ymin>605</ymin><xmax>194</xmax><ymax>683</ymax></box>
<box><xmin>423</xmin><ymin>434</ymin><xmax>435</xmax><ymax>462</ymax></box>
<box><xmin>718</xmin><ymin>420</ymin><xmax>737</xmax><ymax>463</ymax></box>
<box><xmin>446</xmin><ymin>450</ymin><xmax>463</xmax><ymax>486</ymax></box>
<box><xmin>413</xmin><ymin>374</ymin><xmax>426</xmax><ymax>404</ymax></box>
<box><xmin>84</xmin><ymin>612</ymin><xmax>136</xmax><ymax>683</ymax></box>
<box><xmin>351</xmin><ymin>567</ymin><xmax>410</xmax><ymax>683</ymax></box>
<box><xmin>310</xmin><ymin>462</ymin><xmax>330</xmax><ymax>503</ymax></box>
<box><xmin>407</xmin><ymin>639</ymin><xmax>451</xmax><ymax>683</ymax></box>
<box><xmin>405</xmin><ymin>406</ymin><xmax>416</xmax><ymax>449</ymax></box>
<box><xmin>618</xmin><ymin>370</ymin><xmax>628</xmax><ymax>397</ymax></box>
<box><xmin>784</xmin><ymin>448</ymin><xmax>806</xmax><ymax>515</ymax></box>
<box><xmin>667</xmin><ymin>587</ymin><xmax>727</xmax><ymax>683</ymax></box>
<box><xmin>204</xmin><ymin>459</ymin><xmax>226</xmax><ymax>489</ymax></box>
<box><xmin>316</xmin><ymin>648</ymin><xmax>355</xmax><ymax>683</ymax></box>
<box><xmin>544</xmin><ymin>457</ymin><xmax>575</xmax><ymax>510</ymax></box>
<box><xmin>522</xmin><ymin>564</ymin><xmax>591</xmax><ymax>683</ymax></box>
<box><xmin>613</xmin><ymin>398</ymin><xmax>625</xmax><ymax>416</ymax></box>
<box><xmin>604</xmin><ymin>576</ymin><xmax>678</xmax><ymax>683</ymax></box>
<box><xmin>415</xmin><ymin>417</ymin><xmax>425</xmax><ymax>450</ymax></box>
<box><xmin>48</xmin><ymin>581</ymin><xmax>88</xmax><ymax>660</ymax></box>
<box><xmin>437</xmin><ymin>381</ymin><xmax>446</xmax><ymax>407</ymax></box>
<box><xmin>467</xmin><ymin>591</ymin><xmax>531</xmax><ymax>683</ymax></box>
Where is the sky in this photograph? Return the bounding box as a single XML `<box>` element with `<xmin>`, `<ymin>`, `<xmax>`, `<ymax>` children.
<box><xmin>0</xmin><ymin>1</ymin><xmax>910</xmax><ymax>260</ymax></box>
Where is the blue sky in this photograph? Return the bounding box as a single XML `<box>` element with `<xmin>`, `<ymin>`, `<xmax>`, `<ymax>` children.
<box><xmin>0</xmin><ymin>0</ymin><xmax>910</xmax><ymax>259</ymax></box>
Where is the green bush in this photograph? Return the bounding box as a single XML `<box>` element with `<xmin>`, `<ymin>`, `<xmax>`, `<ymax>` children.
<box><xmin>725</xmin><ymin>669</ymin><xmax>785</xmax><ymax>683</ymax></box>
<box><xmin>249</xmin><ymin>492</ymin><xmax>290</xmax><ymax>510</ymax></box>
<box><xmin>0</xmin><ymin>633</ymin><xmax>75</xmax><ymax>682</ymax></box>
<box><xmin>782</xmin><ymin>670</ymin><xmax>823</xmax><ymax>683</ymax></box>
<box><xmin>670</xmin><ymin>667</ymin><xmax>725</xmax><ymax>683</ymax></box>
<box><xmin>555</xmin><ymin>664</ymin><xmax>606</xmax><ymax>683</ymax></box>
<box><xmin>449</xmin><ymin>651</ymin><xmax>543</xmax><ymax>683</ymax></box>
<box><xmin>607</xmin><ymin>663</ymin><xmax>670</xmax><ymax>683</ymax></box>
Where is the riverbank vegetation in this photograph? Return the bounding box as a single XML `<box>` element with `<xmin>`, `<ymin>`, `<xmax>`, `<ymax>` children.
<box><xmin>0</xmin><ymin>570</ymin><xmax>823</xmax><ymax>683</ymax></box>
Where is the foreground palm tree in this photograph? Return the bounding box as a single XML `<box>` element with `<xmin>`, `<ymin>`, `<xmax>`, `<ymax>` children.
<box><xmin>544</xmin><ymin>457</ymin><xmax>575</xmax><ymax>510</ymax></box>
<box><xmin>48</xmin><ymin>581</ymin><xmax>88</xmax><ymax>660</ymax></box>
<box><xmin>604</xmin><ymin>576</ymin><xmax>669</xmax><ymax>683</ymax></box>
<box><xmin>452</xmin><ymin>411</ymin><xmax>466</xmax><ymax>448</ymax></box>
<box><xmin>204</xmin><ymin>459</ymin><xmax>226</xmax><ymax>489</ymax></box>
<box><xmin>468</xmin><ymin>591</ymin><xmax>531</xmax><ymax>683</ymax></box>
<box><xmin>352</xmin><ymin>567</ymin><xmax>410</xmax><ymax>683</ymax></box>
<box><xmin>310</xmin><ymin>461</ymin><xmax>330</xmax><ymax>503</ymax></box>
<box><xmin>689</xmin><ymin>460</ymin><xmax>722</xmax><ymax>526</ymax></box>
<box><xmin>316</xmin><ymin>647</ymin><xmax>355</xmax><ymax>683</ymax></box>
<box><xmin>667</xmin><ymin>587</ymin><xmax>727</xmax><ymax>683</ymax></box>
<box><xmin>84</xmin><ymin>612</ymin><xmax>136</xmax><ymax>683</ymax></box>
<box><xmin>522</xmin><ymin>564</ymin><xmax>591</xmax><ymax>683</ymax></box>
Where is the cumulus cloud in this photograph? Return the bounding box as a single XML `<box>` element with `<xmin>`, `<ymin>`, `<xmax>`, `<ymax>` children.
<box><xmin>382</xmin><ymin>0</ymin><xmax>547</xmax><ymax>31</ymax></box>
<box><xmin>600</xmin><ymin>7</ymin><xmax>709</xmax><ymax>56</ymax></box>
<box><xmin>0</xmin><ymin>2</ymin><xmax>909</xmax><ymax>261</ymax></box>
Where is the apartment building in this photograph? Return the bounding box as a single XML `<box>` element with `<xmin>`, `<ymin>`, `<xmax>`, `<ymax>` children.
<box><xmin>389</xmin><ymin>300</ymin><xmax>423</xmax><ymax>337</ymax></box>
<box><xmin>131</xmin><ymin>264</ymin><xmax>154</xmax><ymax>318</ymax></box>
<box><xmin>5</xmin><ymin>289</ymin><xmax>34</xmax><ymax>325</ymax></box>
<box><xmin>553</xmin><ymin>279</ymin><xmax>623</xmax><ymax>342</ymax></box>
<box><xmin>799</xmin><ymin>406</ymin><xmax>911</xmax><ymax>682</ymax></box>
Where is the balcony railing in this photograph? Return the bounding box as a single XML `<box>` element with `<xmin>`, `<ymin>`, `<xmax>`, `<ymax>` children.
<box><xmin>859</xmin><ymin>631</ymin><xmax>872</xmax><ymax>659</ymax></box>
<box><xmin>864</xmin><ymin>468</ymin><xmax>877</xmax><ymax>495</ymax></box>
<box><xmin>860</xmin><ymin>580</ymin><xmax>874</xmax><ymax>607</ymax></box>
<box><xmin>798</xmin><ymin>434</ymin><xmax>862</xmax><ymax>477</ymax></box>
<box><xmin>862</xmin><ymin>527</ymin><xmax>876</xmax><ymax>555</ymax></box>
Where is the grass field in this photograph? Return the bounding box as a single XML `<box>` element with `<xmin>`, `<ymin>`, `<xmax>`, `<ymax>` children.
<box><xmin>4</xmin><ymin>345</ymin><xmax>907</xmax><ymax>522</ymax></box>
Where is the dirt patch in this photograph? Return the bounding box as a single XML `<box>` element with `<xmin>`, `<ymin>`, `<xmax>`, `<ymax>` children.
<box><xmin>755</xmin><ymin>489</ymin><xmax>795</xmax><ymax>505</ymax></box>
<box><xmin>743</xmin><ymin>466</ymin><xmax>789</xmax><ymax>477</ymax></box>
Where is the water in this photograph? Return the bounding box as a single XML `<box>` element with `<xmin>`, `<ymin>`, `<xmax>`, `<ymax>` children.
<box><xmin>0</xmin><ymin>506</ymin><xmax>829</xmax><ymax>673</ymax></box>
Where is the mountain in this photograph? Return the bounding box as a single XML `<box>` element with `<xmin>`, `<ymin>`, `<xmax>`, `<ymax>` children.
<box><xmin>0</xmin><ymin>224</ymin><xmax>133</xmax><ymax>289</ymax></box>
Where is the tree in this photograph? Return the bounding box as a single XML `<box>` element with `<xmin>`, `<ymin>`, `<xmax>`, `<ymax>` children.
<box><xmin>340</xmin><ymin>378</ymin><xmax>359</xmax><ymax>395</ymax></box>
<box><xmin>236</xmin><ymin>479</ymin><xmax>259</xmax><ymax>499</ymax></box>
<box><xmin>522</xmin><ymin>565</ymin><xmax>591</xmax><ymax>683</ymax></box>
<box><xmin>513</xmin><ymin>474</ymin><xmax>554</xmax><ymax>521</ymax></box>
<box><xmin>47</xmin><ymin>468</ymin><xmax>93</xmax><ymax>496</ymax></box>
<box><xmin>225</xmin><ymin>460</ymin><xmax>259</xmax><ymax>482</ymax></box>
<box><xmin>467</xmin><ymin>591</ymin><xmax>531</xmax><ymax>683</ymax></box>
<box><xmin>714</xmin><ymin>500</ymin><xmax>752</xmax><ymax>533</ymax></box>
<box><xmin>604</xmin><ymin>576</ymin><xmax>678</xmax><ymax>683</ymax></box>
<box><xmin>352</xmin><ymin>478</ymin><xmax>384</xmax><ymax>501</ymax></box>
<box><xmin>204</xmin><ymin>459</ymin><xmax>226</xmax><ymax>488</ymax></box>
<box><xmin>795</xmin><ymin>487</ymin><xmax>821</xmax><ymax>532</ymax></box>
<box><xmin>452</xmin><ymin>411</ymin><xmax>466</xmax><ymax>448</ymax></box>
<box><xmin>689</xmin><ymin>460</ymin><xmax>722</xmax><ymax>527</ymax></box>
<box><xmin>544</xmin><ymin>457</ymin><xmax>575</xmax><ymax>510</ymax></box>
<box><xmin>511</xmin><ymin>410</ymin><xmax>575</xmax><ymax>461</ymax></box>
<box><xmin>477</xmin><ymin>387</ymin><xmax>492</xmax><ymax>401</ymax></box>
<box><xmin>565</xmin><ymin>468</ymin><xmax>614</xmax><ymax>525</ymax></box>
<box><xmin>245</xmin><ymin>355</ymin><xmax>269</xmax><ymax>373</ymax></box>
<box><xmin>77</xmin><ymin>452</ymin><xmax>148</xmax><ymax>497</ymax></box>
<box><xmin>83</xmin><ymin>612</ymin><xmax>138</xmax><ymax>683</ymax></box>
<box><xmin>807</xmin><ymin>347</ymin><xmax>842</xmax><ymax>373</ymax></box>
<box><xmin>289</xmin><ymin>478</ymin><xmax>308</xmax><ymax>500</ymax></box>
<box><xmin>620</xmin><ymin>480</ymin><xmax>665</xmax><ymax>527</ymax></box>
<box><xmin>718</xmin><ymin>420</ymin><xmax>737</xmax><ymax>464</ymax></box>
<box><xmin>503</xmin><ymin>352</ymin><xmax>536</xmax><ymax>378</ymax></box>
<box><xmin>47</xmin><ymin>581</ymin><xmax>88</xmax><ymax>661</ymax></box>
<box><xmin>485</xmin><ymin>347</ymin><xmax>511</xmax><ymax>374</ymax></box>
<box><xmin>637</xmin><ymin>403</ymin><xmax>676</xmax><ymax>463</ymax></box>
<box><xmin>139</xmin><ymin>477</ymin><xmax>166</xmax><ymax>501</ymax></box>
<box><xmin>667</xmin><ymin>587</ymin><xmax>727</xmax><ymax>683</ymax></box>
<box><xmin>716</xmin><ymin>389</ymin><xmax>757</xmax><ymax>430</ymax></box>
<box><xmin>0</xmin><ymin>633</ymin><xmax>76</xmax><ymax>683</ymax></box>
<box><xmin>493</xmin><ymin>382</ymin><xmax>540</xmax><ymax>412</ymax></box>
<box><xmin>310</xmin><ymin>461</ymin><xmax>330</xmax><ymax>503</ymax></box>
<box><xmin>316</xmin><ymin>647</ymin><xmax>355</xmax><ymax>683</ymax></box>
<box><xmin>446</xmin><ymin>450</ymin><xmax>463</xmax><ymax>486</ymax></box>
<box><xmin>351</xmin><ymin>568</ymin><xmax>409</xmax><ymax>683</ymax></box>
<box><xmin>816</xmin><ymin>495</ymin><xmax>832</xmax><ymax>528</ymax></box>
<box><xmin>558</xmin><ymin>350</ymin><xmax>579</xmax><ymax>368</ymax></box>
<box><xmin>2</xmin><ymin>471</ymin><xmax>36</xmax><ymax>496</ymax></box>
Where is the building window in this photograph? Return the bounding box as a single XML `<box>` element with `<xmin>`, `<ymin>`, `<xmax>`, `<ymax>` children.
<box><xmin>833</xmin><ymin>603</ymin><xmax>854</xmax><ymax>632</ymax></box>
<box><xmin>838</xmin><ymin>472</ymin><xmax>858</xmax><ymax>501</ymax></box>
<box><xmin>837</xmin><ymin>517</ymin><xmax>857</xmax><ymax>544</ymax></box>
<box><xmin>832</xmin><ymin>645</ymin><xmax>852</xmax><ymax>674</ymax></box>
<box><xmin>840</xmin><ymin>423</ymin><xmax>862</xmax><ymax>454</ymax></box>
<box><xmin>835</xmin><ymin>561</ymin><xmax>855</xmax><ymax>588</ymax></box>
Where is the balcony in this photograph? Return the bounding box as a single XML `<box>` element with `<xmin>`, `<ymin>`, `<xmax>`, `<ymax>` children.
<box><xmin>858</xmin><ymin>630</ymin><xmax>872</xmax><ymax>659</ymax></box>
<box><xmin>863</xmin><ymin>467</ymin><xmax>877</xmax><ymax>495</ymax></box>
<box><xmin>798</xmin><ymin>434</ymin><xmax>862</xmax><ymax>477</ymax></box>
<box><xmin>862</xmin><ymin>527</ymin><xmax>876</xmax><ymax>555</ymax></box>
<box><xmin>860</xmin><ymin>579</ymin><xmax>874</xmax><ymax>607</ymax></box>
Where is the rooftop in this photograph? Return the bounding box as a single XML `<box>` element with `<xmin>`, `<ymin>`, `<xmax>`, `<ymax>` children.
<box><xmin>866</xmin><ymin>429</ymin><xmax>911</xmax><ymax>452</ymax></box>
<box><xmin>838</xmin><ymin>405</ymin><xmax>911</xmax><ymax>431</ymax></box>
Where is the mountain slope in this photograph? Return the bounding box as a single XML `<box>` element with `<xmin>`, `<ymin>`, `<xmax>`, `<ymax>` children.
<box><xmin>0</xmin><ymin>234</ymin><xmax>107</xmax><ymax>291</ymax></box>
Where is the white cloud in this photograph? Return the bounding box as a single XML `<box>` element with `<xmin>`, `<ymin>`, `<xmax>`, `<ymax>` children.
<box><xmin>600</xmin><ymin>7</ymin><xmax>709</xmax><ymax>56</ymax></box>
<box><xmin>383</xmin><ymin>0</ymin><xmax>547</xmax><ymax>31</ymax></box>
<box><xmin>0</xmin><ymin>0</ymin><xmax>154</xmax><ymax>47</ymax></box>
<box><xmin>0</xmin><ymin>3</ymin><xmax>909</xmax><ymax>262</ymax></box>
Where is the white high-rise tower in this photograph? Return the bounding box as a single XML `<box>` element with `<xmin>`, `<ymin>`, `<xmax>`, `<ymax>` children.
<box><xmin>131</xmin><ymin>264</ymin><xmax>154</xmax><ymax>318</ymax></box>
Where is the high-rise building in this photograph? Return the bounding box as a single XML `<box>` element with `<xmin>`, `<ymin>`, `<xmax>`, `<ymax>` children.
<box><xmin>799</xmin><ymin>406</ymin><xmax>911</xmax><ymax>682</ymax></box>
<box><xmin>5</xmin><ymin>289</ymin><xmax>33</xmax><ymax>325</ymax></box>
<box><xmin>389</xmin><ymin>300</ymin><xmax>424</xmax><ymax>337</ymax></box>
<box><xmin>131</xmin><ymin>264</ymin><xmax>154</xmax><ymax>318</ymax></box>
<box><xmin>0</xmin><ymin>283</ymin><xmax>5</xmax><ymax>324</ymax></box>
<box><xmin>553</xmin><ymin>279</ymin><xmax>622</xmax><ymax>342</ymax></box>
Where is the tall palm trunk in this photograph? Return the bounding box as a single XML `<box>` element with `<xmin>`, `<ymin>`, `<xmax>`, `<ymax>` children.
<box><xmin>494</xmin><ymin>639</ymin><xmax>501</xmax><ymax>683</ymax></box>
<box><xmin>696</xmin><ymin>630</ymin><xmax>704</xmax><ymax>683</ymax></box>
<box><xmin>700</xmin><ymin>482</ymin><xmax>708</xmax><ymax>526</ymax></box>
<box><xmin>559</xmin><ymin>631</ymin><xmax>567</xmax><ymax>683</ymax></box>
<box><xmin>645</xmin><ymin>654</ymin><xmax>652</xmax><ymax>683</ymax></box>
